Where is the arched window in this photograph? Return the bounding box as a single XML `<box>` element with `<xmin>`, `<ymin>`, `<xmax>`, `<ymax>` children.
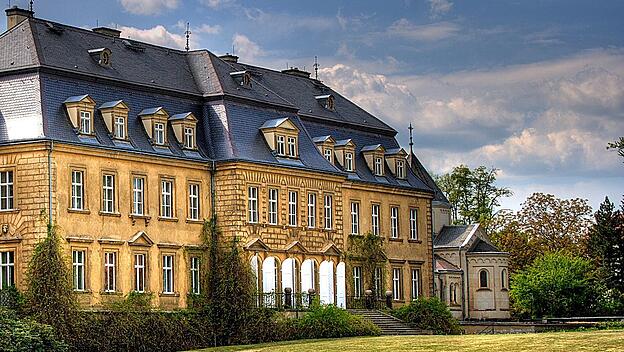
<box><xmin>501</xmin><ymin>269</ymin><xmax>508</xmax><ymax>289</ymax></box>
<box><xmin>479</xmin><ymin>269</ymin><xmax>489</xmax><ymax>288</ymax></box>
<box><xmin>450</xmin><ymin>283</ymin><xmax>458</xmax><ymax>304</ymax></box>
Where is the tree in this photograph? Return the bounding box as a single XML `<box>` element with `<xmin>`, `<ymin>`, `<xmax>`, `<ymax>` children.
<box><xmin>586</xmin><ymin>197</ymin><xmax>624</xmax><ymax>292</ymax></box>
<box><xmin>607</xmin><ymin>137</ymin><xmax>624</xmax><ymax>161</ymax></box>
<box><xmin>489</xmin><ymin>210</ymin><xmax>540</xmax><ymax>273</ymax></box>
<box><xmin>346</xmin><ymin>232</ymin><xmax>386</xmax><ymax>296</ymax></box>
<box><xmin>435</xmin><ymin>165</ymin><xmax>512</xmax><ymax>228</ymax></box>
<box><xmin>510</xmin><ymin>252</ymin><xmax>599</xmax><ymax>318</ymax></box>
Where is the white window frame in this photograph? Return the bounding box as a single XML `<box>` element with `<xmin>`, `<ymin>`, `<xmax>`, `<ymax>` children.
<box><xmin>350</xmin><ymin>201</ymin><xmax>359</xmax><ymax>235</ymax></box>
<box><xmin>114</xmin><ymin>116</ymin><xmax>125</xmax><ymax>139</ymax></box>
<box><xmin>154</xmin><ymin>122</ymin><xmax>165</xmax><ymax>145</ymax></box>
<box><xmin>392</xmin><ymin>268</ymin><xmax>402</xmax><ymax>301</ymax></box>
<box><xmin>390</xmin><ymin>206</ymin><xmax>399</xmax><ymax>239</ymax></box>
<box><xmin>287</xmin><ymin>136</ymin><xmax>297</xmax><ymax>157</ymax></box>
<box><xmin>134</xmin><ymin>253</ymin><xmax>146</xmax><ymax>293</ymax></box>
<box><xmin>353</xmin><ymin>266</ymin><xmax>362</xmax><ymax>298</ymax></box>
<box><xmin>276</xmin><ymin>135</ymin><xmax>285</xmax><ymax>156</ymax></box>
<box><xmin>374</xmin><ymin>157</ymin><xmax>383</xmax><ymax>176</ymax></box>
<box><xmin>104</xmin><ymin>252</ymin><xmax>116</xmax><ymax>293</ymax></box>
<box><xmin>0</xmin><ymin>251</ymin><xmax>15</xmax><ymax>289</ymax></box>
<box><xmin>501</xmin><ymin>269</ymin><xmax>508</xmax><ymax>289</ymax></box>
<box><xmin>80</xmin><ymin>111</ymin><xmax>91</xmax><ymax>134</ymax></box>
<box><xmin>371</xmin><ymin>204</ymin><xmax>380</xmax><ymax>236</ymax></box>
<box><xmin>307</xmin><ymin>193</ymin><xmax>316</xmax><ymax>229</ymax></box>
<box><xmin>268</xmin><ymin>188</ymin><xmax>278</xmax><ymax>225</ymax></box>
<box><xmin>479</xmin><ymin>269</ymin><xmax>489</xmax><ymax>288</ymax></box>
<box><xmin>324</xmin><ymin>148</ymin><xmax>332</xmax><ymax>163</ymax></box>
<box><xmin>188</xmin><ymin>183</ymin><xmax>200</xmax><ymax>220</ymax></box>
<box><xmin>132</xmin><ymin>176</ymin><xmax>145</xmax><ymax>215</ymax></box>
<box><xmin>248</xmin><ymin>186</ymin><xmax>258</xmax><ymax>223</ymax></box>
<box><xmin>411</xmin><ymin>268</ymin><xmax>420</xmax><ymax>300</ymax></box>
<box><xmin>374</xmin><ymin>267</ymin><xmax>383</xmax><ymax>298</ymax></box>
<box><xmin>70</xmin><ymin>170</ymin><xmax>84</xmax><ymax>210</ymax></box>
<box><xmin>345</xmin><ymin>152</ymin><xmax>353</xmax><ymax>171</ymax></box>
<box><xmin>324</xmin><ymin>194</ymin><xmax>333</xmax><ymax>230</ymax></box>
<box><xmin>160</xmin><ymin>179</ymin><xmax>173</xmax><ymax>218</ymax></box>
<box><xmin>410</xmin><ymin>208</ymin><xmax>418</xmax><ymax>240</ymax></box>
<box><xmin>72</xmin><ymin>250</ymin><xmax>85</xmax><ymax>292</ymax></box>
<box><xmin>0</xmin><ymin>171</ymin><xmax>14</xmax><ymax>211</ymax></box>
<box><xmin>184</xmin><ymin>127</ymin><xmax>195</xmax><ymax>149</ymax></box>
<box><xmin>162</xmin><ymin>255</ymin><xmax>174</xmax><ymax>294</ymax></box>
<box><xmin>190</xmin><ymin>256</ymin><xmax>200</xmax><ymax>295</ymax></box>
<box><xmin>288</xmin><ymin>191</ymin><xmax>298</xmax><ymax>227</ymax></box>
<box><xmin>102</xmin><ymin>173</ymin><xmax>115</xmax><ymax>213</ymax></box>
<box><xmin>396</xmin><ymin>160</ymin><xmax>405</xmax><ymax>179</ymax></box>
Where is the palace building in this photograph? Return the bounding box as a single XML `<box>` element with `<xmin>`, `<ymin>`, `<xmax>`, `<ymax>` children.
<box><xmin>0</xmin><ymin>7</ymin><xmax>508</xmax><ymax>318</ymax></box>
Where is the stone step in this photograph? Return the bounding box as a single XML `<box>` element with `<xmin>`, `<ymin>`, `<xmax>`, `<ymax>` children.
<box><xmin>348</xmin><ymin>309</ymin><xmax>429</xmax><ymax>335</ymax></box>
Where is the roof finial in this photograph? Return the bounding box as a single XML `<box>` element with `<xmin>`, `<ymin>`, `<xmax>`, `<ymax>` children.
<box><xmin>408</xmin><ymin>123</ymin><xmax>414</xmax><ymax>154</ymax></box>
<box><xmin>29</xmin><ymin>0</ymin><xmax>34</xmax><ymax>12</ymax></box>
<box><xmin>313</xmin><ymin>56</ymin><xmax>320</xmax><ymax>80</ymax></box>
<box><xmin>184</xmin><ymin>22</ymin><xmax>191</xmax><ymax>51</ymax></box>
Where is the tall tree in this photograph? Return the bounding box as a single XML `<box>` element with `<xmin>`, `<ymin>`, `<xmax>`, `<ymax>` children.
<box><xmin>607</xmin><ymin>137</ymin><xmax>624</xmax><ymax>161</ymax></box>
<box><xmin>586</xmin><ymin>197</ymin><xmax>624</xmax><ymax>292</ymax></box>
<box><xmin>435</xmin><ymin>165</ymin><xmax>512</xmax><ymax>227</ymax></box>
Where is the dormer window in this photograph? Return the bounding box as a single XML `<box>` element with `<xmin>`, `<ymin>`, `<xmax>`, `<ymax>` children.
<box><xmin>385</xmin><ymin>148</ymin><xmax>408</xmax><ymax>179</ymax></box>
<box><xmin>361</xmin><ymin>144</ymin><xmax>386</xmax><ymax>176</ymax></box>
<box><xmin>184</xmin><ymin>127</ymin><xmax>195</xmax><ymax>149</ymax></box>
<box><xmin>374</xmin><ymin>157</ymin><xmax>383</xmax><ymax>176</ymax></box>
<box><xmin>230</xmin><ymin>71</ymin><xmax>252</xmax><ymax>88</ymax></box>
<box><xmin>114</xmin><ymin>116</ymin><xmax>125</xmax><ymax>139</ymax></box>
<box><xmin>154</xmin><ymin>123</ymin><xmax>165</xmax><ymax>145</ymax></box>
<box><xmin>345</xmin><ymin>152</ymin><xmax>354</xmax><ymax>172</ymax></box>
<box><xmin>88</xmin><ymin>48</ymin><xmax>112</xmax><ymax>68</ymax></box>
<box><xmin>396</xmin><ymin>160</ymin><xmax>405</xmax><ymax>179</ymax></box>
<box><xmin>315</xmin><ymin>94</ymin><xmax>335</xmax><ymax>111</ymax></box>
<box><xmin>80</xmin><ymin>111</ymin><xmax>92</xmax><ymax>134</ymax></box>
<box><xmin>335</xmin><ymin>139</ymin><xmax>356</xmax><ymax>172</ymax></box>
<box><xmin>313</xmin><ymin>135</ymin><xmax>336</xmax><ymax>165</ymax></box>
<box><xmin>324</xmin><ymin>149</ymin><xmax>333</xmax><ymax>162</ymax></box>
<box><xmin>99</xmin><ymin>100</ymin><xmax>129</xmax><ymax>140</ymax></box>
<box><xmin>260</xmin><ymin>117</ymin><xmax>300</xmax><ymax>159</ymax></box>
<box><xmin>169</xmin><ymin>112</ymin><xmax>198</xmax><ymax>149</ymax></box>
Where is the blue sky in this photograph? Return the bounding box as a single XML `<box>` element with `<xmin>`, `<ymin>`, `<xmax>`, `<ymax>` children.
<box><xmin>7</xmin><ymin>0</ymin><xmax>624</xmax><ymax>210</ymax></box>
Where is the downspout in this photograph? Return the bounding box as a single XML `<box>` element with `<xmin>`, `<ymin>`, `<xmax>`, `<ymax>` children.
<box><xmin>430</xmin><ymin>201</ymin><xmax>435</xmax><ymax>297</ymax></box>
<box><xmin>47</xmin><ymin>140</ymin><xmax>53</xmax><ymax>227</ymax></box>
<box><xmin>464</xmin><ymin>251</ymin><xmax>470</xmax><ymax>320</ymax></box>
<box><xmin>210</xmin><ymin>160</ymin><xmax>216</xmax><ymax>219</ymax></box>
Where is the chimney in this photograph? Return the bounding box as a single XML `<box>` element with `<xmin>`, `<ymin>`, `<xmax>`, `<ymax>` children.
<box><xmin>219</xmin><ymin>53</ymin><xmax>239</xmax><ymax>63</ymax></box>
<box><xmin>5</xmin><ymin>6</ymin><xmax>33</xmax><ymax>31</ymax></box>
<box><xmin>93</xmin><ymin>27</ymin><xmax>121</xmax><ymax>38</ymax></box>
<box><xmin>281</xmin><ymin>67</ymin><xmax>311</xmax><ymax>79</ymax></box>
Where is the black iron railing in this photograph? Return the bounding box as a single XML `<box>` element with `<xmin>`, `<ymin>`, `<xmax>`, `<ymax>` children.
<box><xmin>346</xmin><ymin>295</ymin><xmax>389</xmax><ymax>310</ymax></box>
<box><xmin>253</xmin><ymin>292</ymin><xmax>314</xmax><ymax>310</ymax></box>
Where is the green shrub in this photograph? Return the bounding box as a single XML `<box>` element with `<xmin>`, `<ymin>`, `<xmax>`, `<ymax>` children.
<box><xmin>0</xmin><ymin>308</ymin><xmax>67</xmax><ymax>352</ymax></box>
<box><xmin>0</xmin><ymin>286</ymin><xmax>25</xmax><ymax>314</ymax></box>
<box><xmin>295</xmin><ymin>305</ymin><xmax>381</xmax><ymax>339</ymax></box>
<box><xmin>392</xmin><ymin>297</ymin><xmax>461</xmax><ymax>335</ymax></box>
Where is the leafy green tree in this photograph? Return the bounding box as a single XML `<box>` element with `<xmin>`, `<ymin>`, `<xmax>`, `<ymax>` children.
<box><xmin>346</xmin><ymin>232</ymin><xmax>386</xmax><ymax>295</ymax></box>
<box><xmin>510</xmin><ymin>252</ymin><xmax>598</xmax><ymax>318</ymax></box>
<box><xmin>435</xmin><ymin>165</ymin><xmax>512</xmax><ymax>228</ymax></box>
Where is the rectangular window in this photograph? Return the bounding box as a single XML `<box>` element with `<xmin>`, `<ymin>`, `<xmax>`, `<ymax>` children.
<box><xmin>72</xmin><ymin>250</ymin><xmax>85</xmax><ymax>291</ymax></box>
<box><xmin>162</xmin><ymin>255</ymin><xmax>174</xmax><ymax>294</ymax></box>
<box><xmin>410</xmin><ymin>208</ymin><xmax>418</xmax><ymax>240</ymax></box>
<box><xmin>371</xmin><ymin>204</ymin><xmax>380</xmax><ymax>236</ymax></box>
<box><xmin>374</xmin><ymin>157</ymin><xmax>383</xmax><ymax>176</ymax></box>
<box><xmin>307</xmin><ymin>193</ymin><xmax>316</xmax><ymax>229</ymax></box>
<box><xmin>287</xmin><ymin>136</ymin><xmax>297</xmax><ymax>157</ymax></box>
<box><xmin>80</xmin><ymin>111</ymin><xmax>91</xmax><ymax>134</ymax></box>
<box><xmin>70</xmin><ymin>170</ymin><xmax>84</xmax><ymax>210</ymax></box>
<box><xmin>132</xmin><ymin>176</ymin><xmax>145</xmax><ymax>215</ymax></box>
<box><xmin>324</xmin><ymin>148</ymin><xmax>332</xmax><ymax>163</ymax></box>
<box><xmin>353</xmin><ymin>266</ymin><xmax>362</xmax><ymax>298</ymax></box>
<box><xmin>248</xmin><ymin>186</ymin><xmax>258</xmax><ymax>223</ymax></box>
<box><xmin>0</xmin><ymin>171</ymin><xmax>14</xmax><ymax>211</ymax></box>
<box><xmin>345</xmin><ymin>152</ymin><xmax>353</xmax><ymax>171</ymax></box>
<box><xmin>134</xmin><ymin>253</ymin><xmax>146</xmax><ymax>293</ymax></box>
<box><xmin>324</xmin><ymin>194</ymin><xmax>333</xmax><ymax>230</ymax></box>
<box><xmin>114</xmin><ymin>116</ymin><xmax>125</xmax><ymax>139</ymax></box>
<box><xmin>390</xmin><ymin>206</ymin><xmax>399</xmax><ymax>239</ymax></box>
<box><xmin>350</xmin><ymin>202</ymin><xmax>359</xmax><ymax>235</ymax></box>
<box><xmin>396</xmin><ymin>160</ymin><xmax>405</xmax><ymax>179</ymax></box>
<box><xmin>0</xmin><ymin>251</ymin><xmax>14</xmax><ymax>289</ymax></box>
<box><xmin>411</xmin><ymin>269</ymin><xmax>420</xmax><ymax>300</ymax></box>
<box><xmin>276</xmin><ymin>135</ymin><xmax>285</xmax><ymax>156</ymax></box>
<box><xmin>374</xmin><ymin>267</ymin><xmax>383</xmax><ymax>298</ymax></box>
<box><xmin>154</xmin><ymin>122</ymin><xmax>165</xmax><ymax>145</ymax></box>
<box><xmin>392</xmin><ymin>268</ymin><xmax>402</xmax><ymax>301</ymax></box>
<box><xmin>268</xmin><ymin>188</ymin><xmax>278</xmax><ymax>225</ymax></box>
<box><xmin>184</xmin><ymin>127</ymin><xmax>194</xmax><ymax>149</ymax></box>
<box><xmin>190</xmin><ymin>256</ymin><xmax>200</xmax><ymax>295</ymax></box>
<box><xmin>104</xmin><ymin>252</ymin><xmax>116</xmax><ymax>292</ymax></box>
<box><xmin>102</xmin><ymin>173</ymin><xmax>115</xmax><ymax>213</ymax></box>
<box><xmin>188</xmin><ymin>183</ymin><xmax>200</xmax><ymax>220</ymax></box>
<box><xmin>288</xmin><ymin>191</ymin><xmax>298</xmax><ymax>227</ymax></box>
<box><xmin>160</xmin><ymin>179</ymin><xmax>173</xmax><ymax>218</ymax></box>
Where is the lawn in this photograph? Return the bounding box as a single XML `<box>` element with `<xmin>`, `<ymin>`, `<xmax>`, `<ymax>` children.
<box><xmin>191</xmin><ymin>330</ymin><xmax>624</xmax><ymax>352</ymax></box>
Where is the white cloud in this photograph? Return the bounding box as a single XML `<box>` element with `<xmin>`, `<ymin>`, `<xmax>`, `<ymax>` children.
<box><xmin>119</xmin><ymin>25</ymin><xmax>189</xmax><ymax>49</ymax></box>
<box><xmin>232</xmin><ymin>34</ymin><xmax>264</xmax><ymax>61</ymax></box>
<box><xmin>200</xmin><ymin>0</ymin><xmax>235</xmax><ymax>8</ymax></box>
<box><xmin>119</xmin><ymin>0</ymin><xmax>178</xmax><ymax>15</ymax></box>
<box><xmin>243</xmin><ymin>8</ymin><xmax>335</xmax><ymax>33</ymax></box>
<box><xmin>428</xmin><ymin>0</ymin><xmax>453</xmax><ymax>19</ymax></box>
<box><xmin>387</xmin><ymin>19</ymin><xmax>460</xmax><ymax>41</ymax></box>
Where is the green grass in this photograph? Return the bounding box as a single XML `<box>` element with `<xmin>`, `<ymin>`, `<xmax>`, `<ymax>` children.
<box><xmin>191</xmin><ymin>330</ymin><xmax>624</xmax><ymax>352</ymax></box>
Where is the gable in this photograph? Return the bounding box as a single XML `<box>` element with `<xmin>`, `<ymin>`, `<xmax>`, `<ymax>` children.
<box><xmin>245</xmin><ymin>237</ymin><xmax>270</xmax><ymax>252</ymax></box>
<box><xmin>128</xmin><ymin>231</ymin><xmax>154</xmax><ymax>247</ymax></box>
<box><xmin>284</xmin><ymin>240</ymin><xmax>308</xmax><ymax>253</ymax></box>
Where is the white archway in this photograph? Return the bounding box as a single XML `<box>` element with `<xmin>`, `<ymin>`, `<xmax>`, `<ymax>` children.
<box><xmin>250</xmin><ymin>254</ymin><xmax>259</xmax><ymax>291</ymax></box>
<box><xmin>301</xmin><ymin>259</ymin><xmax>316</xmax><ymax>294</ymax></box>
<box><xmin>262</xmin><ymin>257</ymin><xmax>277</xmax><ymax>293</ymax></box>
<box><xmin>319</xmin><ymin>260</ymin><xmax>335</xmax><ymax>305</ymax></box>
<box><xmin>281</xmin><ymin>258</ymin><xmax>297</xmax><ymax>294</ymax></box>
<box><xmin>336</xmin><ymin>262</ymin><xmax>346</xmax><ymax>308</ymax></box>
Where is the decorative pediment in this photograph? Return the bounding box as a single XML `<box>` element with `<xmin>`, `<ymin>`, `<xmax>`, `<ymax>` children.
<box><xmin>244</xmin><ymin>237</ymin><xmax>270</xmax><ymax>252</ymax></box>
<box><xmin>259</xmin><ymin>117</ymin><xmax>299</xmax><ymax>132</ymax></box>
<box><xmin>321</xmin><ymin>243</ymin><xmax>342</xmax><ymax>257</ymax></box>
<box><xmin>128</xmin><ymin>230</ymin><xmax>154</xmax><ymax>247</ymax></box>
<box><xmin>284</xmin><ymin>240</ymin><xmax>308</xmax><ymax>254</ymax></box>
<box><xmin>63</xmin><ymin>94</ymin><xmax>96</xmax><ymax>132</ymax></box>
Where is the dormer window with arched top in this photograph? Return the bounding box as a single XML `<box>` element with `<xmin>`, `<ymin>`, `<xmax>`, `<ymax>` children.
<box><xmin>260</xmin><ymin>117</ymin><xmax>300</xmax><ymax>158</ymax></box>
<box><xmin>170</xmin><ymin>112</ymin><xmax>198</xmax><ymax>149</ymax></box>
<box><xmin>139</xmin><ymin>107</ymin><xmax>169</xmax><ymax>146</ymax></box>
<box><xmin>230</xmin><ymin>70</ymin><xmax>252</xmax><ymax>88</ymax></box>
<box><xmin>361</xmin><ymin>144</ymin><xmax>386</xmax><ymax>176</ymax></box>
<box><xmin>335</xmin><ymin>139</ymin><xmax>356</xmax><ymax>172</ymax></box>
<box><xmin>64</xmin><ymin>94</ymin><xmax>96</xmax><ymax>136</ymax></box>
<box><xmin>88</xmin><ymin>48</ymin><xmax>112</xmax><ymax>67</ymax></box>
<box><xmin>385</xmin><ymin>148</ymin><xmax>408</xmax><ymax>179</ymax></box>
<box><xmin>315</xmin><ymin>94</ymin><xmax>335</xmax><ymax>111</ymax></box>
<box><xmin>313</xmin><ymin>135</ymin><xmax>336</xmax><ymax>165</ymax></box>
<box><xmin>99</xmin><ymin>100</ymin><xmax>130</xmax><ymax>140</ymax></box>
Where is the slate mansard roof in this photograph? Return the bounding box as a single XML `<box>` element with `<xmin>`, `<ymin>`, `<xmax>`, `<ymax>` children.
<box><xmin>0</xmin><ymin>14</ymin><xmax>439</xmax><ymax>194</ymax></box>
<box><xmin>434</xmin><ymin>223</ymin><xmax>507</xmax><ymax>254</ymax></box>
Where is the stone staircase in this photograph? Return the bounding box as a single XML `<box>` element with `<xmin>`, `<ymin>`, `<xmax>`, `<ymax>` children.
<box><xmin>348</xmin><ymin>309</ymin><xmax>430</xmax><ymax>335</ymax></box>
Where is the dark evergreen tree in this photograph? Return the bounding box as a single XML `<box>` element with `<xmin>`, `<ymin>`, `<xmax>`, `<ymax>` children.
<box><xmin>587</xmin><ymin>196</ymin><xmax>624</xmax><ymax>292</ymax></box>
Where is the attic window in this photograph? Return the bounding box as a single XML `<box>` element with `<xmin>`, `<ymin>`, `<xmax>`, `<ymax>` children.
<box><xmin>345</xmin><ymin>152</ymin><xmax>354</xmax><ymax>172</ymax></box>
<box><xmin>396</xmin><ymin>160</ymin><xmax>406</xmax><ymax>179</ymax></box>
<box><xmin>259</xmin><ymin>117</ymin><xmax>300</xmax><ymax>159</ymax></box>
<box><xmin>63</xmin><ymin>95</ymin><xmax>96</xmax><ymax>136</ymax></box>
<box><xmin>45</xmin><ymin>22</ymin><xmax>64</xmax><ymax>34</ymax></box>
<box><xmin>88</xmin><ymin>48</ymin><xmax>112</xmax><ymax>67</ymax></box>
<box><xmin>138</xmin><ymin>107</ymin><xmax>170</xmax><ymax>146</ymax></box>
<box><xmin>154</xmin><ymin>123</ymin><xmax>165</xmax><ymax>145</ymax></box>
<box><xmin>230</xmin><ymin>71</ymin><xmax>252</xmax><ymax>87</ymax></box>
<box><xmin>374</xmin><ymin>157</ymin><xmax>383</xmax><ymax>176</ymax></box>
<box><xmin>169</xmin><ymin>112</ymin><xmax>198</xmax><ymax>149</ymax></box>
<box><xmin>315</xmin><ymin>94</ymin><xmax>335</xmax><ymax>111</ymax></box>
<box><xmin>99</xmin><ymin>100</ymin><xmax>129</xmax><ymax>141</ymax></box>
